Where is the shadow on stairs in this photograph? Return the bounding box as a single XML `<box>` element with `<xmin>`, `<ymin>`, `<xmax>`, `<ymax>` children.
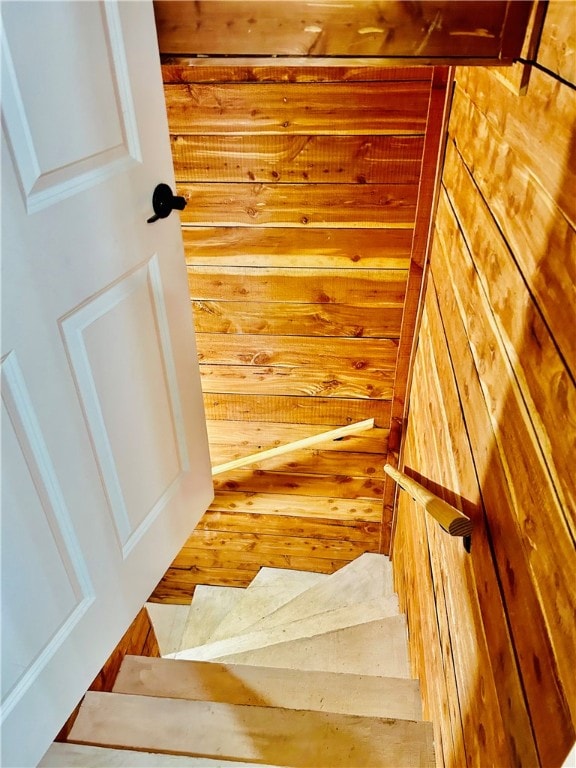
<box><xmin>41</xmin><ymin>553</ymin><xmax>435</xmax><ymax>768</ymax></box>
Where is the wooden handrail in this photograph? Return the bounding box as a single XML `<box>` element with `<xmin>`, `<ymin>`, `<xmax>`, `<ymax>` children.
<box><xmin>212</xmin><ymin>418</ymin><xmax>375</xmax><ymax>477</ymax></box>
<box><xmin>384</xmin><ymin>464</ymin><xmax>473</xmax><ymax>537</ymax></box>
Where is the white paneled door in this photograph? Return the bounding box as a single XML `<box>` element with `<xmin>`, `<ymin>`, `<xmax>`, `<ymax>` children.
<box><xmin>1</xmin><ymin>3</ymin><xmax>213</xmax><ymax>765</ymax></box>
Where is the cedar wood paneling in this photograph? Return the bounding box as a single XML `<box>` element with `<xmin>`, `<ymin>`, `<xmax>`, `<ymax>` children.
<box><xmin>151</xmin><ymin>63</ymin><xmax>447</xmax><ymax>598</ymax></box>
<box><xmin>392</xmin><ymin>6</ymin><xmax>576</xmax><ymax>766</ymax></box>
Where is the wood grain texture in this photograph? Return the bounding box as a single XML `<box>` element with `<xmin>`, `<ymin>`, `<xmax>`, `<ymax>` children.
<box><xmin>184</xmin><ymin>227</ymin><xmax>413</xmax><ymax>269</ymax></box>
<box><xmin>195</xmin><ymin>511</ymin><xmax>380</xmax><ymax>542</ymax></box>
<box><xmin>205</xmin><ymin>491</ymin><xmax>382</xmax><ymax>522</ymax></box>
<box><xmin>448</xmin><ymin>70</ymin><xmax>576</xmax><ymax>376</ymax></box>
<box><xmin>434</xmin><ymin>185</ymin><xmax>576</xmax><ymax>733</ymax></box>
<box><xmin>206</xmin><ymin>420</ymin><xmax>388</xmax><ymax>460</ymax></box>
<box><xmin>212</xmin><ymin>471</ymin><xmax>385</xmax><ymax>500</ymax></box>
<box><xmin>172</xmin><ymin>134</ymin><xmax>424</xmax><ymax>184</ymax></box>
<box><xmin>196</xmin><ymin>333</ymin><xmax>399</xmax><ymax>368</ymax></box>
<box><xmin>212</xmin><ymin>418</ymin><xmax>374</xmax><ymax>475</ymax></box>
<box><xmin>393</xmin><ymin>49</ymin><xmax>575</xmax><ymax>768</ymax></box>
<box><xmin>211</xmin><ymin>418</ymin><xmax>376</xmax><ymax>476</ymax></box>
<box><xmin>161</xmin><ymin>62</ymin><xmax>433</xmax><ymax>85</ymax></box>
<box><xmin>158</xmin><ymin>65</ymin><xmax>444</xmax><ymax>610</ymax></box>
<box><xmin>412</xmin><ymin>298</ymin><xmax>538</xmax><ymax>768</ymax></box>
<box><xmin>188</xmin><ymin>266</ymin><xmax>408</xmax><ymax>306</ymax></box>
<box><xmin>537</xmin><ymin>0</ymin><xmax>576</xmax><ymax>86</ymax></box>
<box><xmin>203</xmin><ymin>394</ymin><xmax>391</xmax><ymax>427</ymax></box>
<box><xmin>192</xmin><ymin>301</ymin><xmax>404</xmax><ymax>338</ymax></box>
<box><xmin>177</xmin><ymin>182</ymin><xmax>417</xmax><ymax>227</ymax></box>
<box><xmin>430</xmin><ymin>260</ymin><xmax>574</xmax><ymax>767</ymax></box>
<box><xmin>165</xmin><ymin>82</ymin><xmax>430</xmax><ymax>135</ymax></box>
<box><xmin>68</xmin><ymin>689</ymin><xmax>435</xmax><ymax>768</ymax></box>
<box><xmin>154</xmin><ymin>1</ymin><xmax>526</xmax><ymax>59</ymax></box>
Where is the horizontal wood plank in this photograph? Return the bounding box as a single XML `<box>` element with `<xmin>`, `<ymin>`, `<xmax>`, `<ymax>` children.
<box><xmin>177</xmin><ymin>182</ymin><xmax>417</xmax><ymax>227</ymax></box>
<box><xmin>189</xmin><ymin>266</ymin><xmax>408</xmax><ymax>306</ymax></box>
<box><xmin>197</xmin><ymin>511</ymin><xmax>380</xmax><ymax>541</ymax></box>
<box><xmin>179</xmin><ymin>529</ymin><xmax>379</xmax><ymax>562</ymax></box>
<box><xmin>212</xmin><ymin>446</ymin><xmax>386</xmax><ymax>477</ymax></box>
<box><xmin>200</xmin><ymin>364</ymin><xmax>394</xmax><ymax>399</ymax></box>
<box><xmin>184</xmin><ymin>227</ymin><xmax>413</xmax><ymax>269</ymax></box>
<box><xmin>196</xmin><ymin>333</ymin><xmax>398</xmax><ymax>368</ymax></box>
<box><xmin>203</xmin><ymin>393</ymin><xmax>392</xmax><ymax>427</ymax></box>
<box><xmin>165</xmin><ymin>82</ymin><xmax>430</xmax><ymax>134</ymax></box>
<box><xmin>162</xmin><ymin>62</ymin><xmax>434</xmax><ymax>84</ymax></box>
<box><xmin>192</xmin><ymin>301</ymin><xmax>404</xmax><ymax>338</ymax></box>
<box><xmin>212</xmin><ymin>471</ymin><xmax>384</xmax><ymax>500</ymax></box>
<box><xmin>205</xmin><ymin>491</ymin><xmax>382</xmax><ymax>522</ymax></box>
<box><xmin>206</xmin><ymin>421</ymin><xmax>388</xmax><ymax>457</ymax></box>
<box><xmin>172</xmin><ymin>134</ymin><xmax>424</xmax><ymax>184</ymax></box>
<box><xmin>151</xmin><ymin>567</ymin><xmax>259</xmax><ymax>597</ymax></box>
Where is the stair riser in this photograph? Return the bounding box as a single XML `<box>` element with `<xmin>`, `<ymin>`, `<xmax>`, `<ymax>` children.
<box><xmin>181</xmin><ymin>617</ymin><xmax>411</xmax><ymax>678</ymax></box>
<box><xmin>174</xmin><ymin>596</ymin><xmax>399</xmax><ymax>661</ymax></box>
<box><xmin>243</xmin><ymin>553</ymin><xmax>395</xmax><ymax>634</ymax></box>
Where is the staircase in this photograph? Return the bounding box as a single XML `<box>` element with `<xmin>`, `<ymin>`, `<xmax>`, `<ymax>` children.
<box><xmin>40</xmin><ymin>553</ymin><xmax>435</xmax><ymax>767</ymax></box>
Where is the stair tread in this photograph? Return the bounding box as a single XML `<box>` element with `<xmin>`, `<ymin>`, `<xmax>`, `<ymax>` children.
<box><xmin>173</xmin><ymin>595</ymin><xmax>399</xmax><ymax>661</ymax></box>
<box><xmin>180</xmin><ymin>586</ymin><xmax>245</xmax><ymax>649</ymax></box>
<box><xmin>203</xmin><ymin>616</ymin><xmax>411</xmax><ymax>677</ymax></box>
<box><xmin>240</xmin><ymin>553</ymin><xmax>394</xmax><ymax>634</ymax></box>
<box><xmin>68</xmin><ymin>691</ymin><xmax>435</xmax><ymax>768</ymax></box>
<box><xmin>114</xmin><ymin>655</ymin><xmax>423</xmax><ymax>720</ymax></box>
<box><xmin>145</xmin><ymin>604</ymin><xmax>189</xmax><ymax>657</ymax></box>
<box><xmin>208</xmin><ymin>568</ymin><xmax>328</xmax><ymax>642</ymax></box>
<box><xmin>39</xmin><ymin>743</ymin><xmax>283</xmax><ymax>767</ymax></box>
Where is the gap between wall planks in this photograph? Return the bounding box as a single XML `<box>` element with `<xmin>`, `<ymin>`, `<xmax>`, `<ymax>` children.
<box><xmin>212</xmin><ymin>418</ymin><xmax>374</xmax><ymax>476</ymax></box>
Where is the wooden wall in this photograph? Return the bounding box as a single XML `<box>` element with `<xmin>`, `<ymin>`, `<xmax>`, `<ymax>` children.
<box><xmin>151</xmin><ymin>63</ymin><xmax>446</xmax><ymax>598</ymax></box>
<box><xmin>56</xmin><ymin>608</ymin><xmax>160</xmax><ymax>741</ymax></box>
<box><xmin>392</xmin><ymin>4</ymin><xmax>576</xmax><ymax>766</ymax></box>
<box><xmin>154</xmin><ymin>1</ymin><xmax>532</xmax><ymax>62</ymax></box>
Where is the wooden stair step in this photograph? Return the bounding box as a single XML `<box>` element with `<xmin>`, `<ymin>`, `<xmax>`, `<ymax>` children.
<box><xmin>173</xmin><ymin>596</ymin><xmax>399</xmax><ymax>661</ymax></box>
<box><xmin>114</xmin><ymin>655</ymin><xmax>423</xmax><ymax>721</ymax></box>
<box><xmin>68</xmin><ymin>691</ymin><xmax>435</xmax><ymax>768</ymax></box>
<box><xmin>39</xmin><ymin>742</ymin><xmax>283</xmax><ymax>767</ymax></box>
<box><xmin>208</xmin><ymin>567</ymin><xmax>328</xmax><ymax>642</ymax></box>
<box><xmin>144</xmin><ymin>604</ymin><xmax>189</xmax><ymax>657</ymax></box>
<box><xmin>191</xmin><ymin>616</ymin><xmax>411</xmax><ymax>678</ymax></box>
<box><xmin>180</xmin><ymin>586</ymin><xmax>245</xmax><ymax>649</ymax></box>
<box><xmin>240</xmin><ymin>552</ymin><xmax>394</xmax><ymax>634</ymax></box>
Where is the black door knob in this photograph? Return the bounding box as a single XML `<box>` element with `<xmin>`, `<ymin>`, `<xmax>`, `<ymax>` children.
<box><xmin>147</xmin><ymin>183</ymin><xmax>187</xmax><ymax>223</ymax></box>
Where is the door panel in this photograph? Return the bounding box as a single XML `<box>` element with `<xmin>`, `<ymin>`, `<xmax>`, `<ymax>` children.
<box><xmin>0</xmin><ymin>3</ymin><xmax>213</xmax><ymax>766</ymax></box>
